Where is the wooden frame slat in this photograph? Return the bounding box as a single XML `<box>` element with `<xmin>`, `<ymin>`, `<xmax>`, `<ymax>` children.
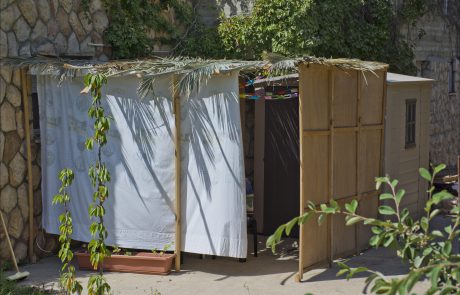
<box><xmin>302</xmin><ymin>124</ymin><xmax>383</xmax><ymax>137</ymax></box>
<box><xmin>355</xmin><ymin>73</ymin><xmax>362</xmax><ymax>253</ymax></box>
<box><xmin>20</xmin><ymin>69</ymin><xmax>35</xmax><ymax>263</ymax></box>
<box><xmin>173</xmin><ymin>76</ymin><xmax>181</xmax><ymax>272</ymax></box>
<box><xmin>327</xmin><ymin>70</ymin><xmax>334</xmax><ymax>265</ymax></box>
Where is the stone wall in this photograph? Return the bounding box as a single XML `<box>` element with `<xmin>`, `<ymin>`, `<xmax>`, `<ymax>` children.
<box><xmin>0</xmin><ymin>0</ymin><xmax>109</xmax><ymax>58</ymax></box>
<box><xmin>0</xmin><ymin>0</ymin><xmax>109</xmax><ymax>264</ymax></box>
<box><xmin>401</xmin><ymin>6</ymin><xmax>460</xmax><ymax>172</ymax></box>
<box><xmin>0</xmin><ymin>68</ymin><xmax>35</xmax><ymax>263</ymax></box>
<box><xmin>419</xmin><ymin>59</ymin><xmax>460</xmax><ymax>173</ymax></box>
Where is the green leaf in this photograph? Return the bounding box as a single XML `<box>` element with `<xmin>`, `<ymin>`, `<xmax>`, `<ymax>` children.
<box><xmin>369</xmin><ymin>235</ymin><xmax>380</xmax><ymax>246</ymax></box>
<box><xmin>330</xmin><ymin>199</ymin><xmax>339</xmax><ymax>211</ymax></box>
<box><xmin>431</xmin><ymin>230</ymin><xmax>444</xmax><ymax>238</ymax></box>
<box><xmin>444</xmin><ymin>225</ymin><xmax>453</xmax><ymax>235</ymax></box>
<box><xmin>433</xmin><ymin>163</ymin><xmax>446</xmax><ymax>174</ymax></box>
<box><xmin>419</xmin><ymin>168</ymin><xmax>431</xmax><ymax>181</ymax></box>
<box><xmin>336</xmin><ymin>268</ymin><xmax>349</xmax><ymax>277</ymax></box>
<box><xmin>378</xmin><ymin>205</ymin><xmax>396</xmax><ymax>215</ymax></box>
<box><xmin>371</xmin><ymin>226</ymin><xmax>382</xmax><ymax>234</ymax></box>
<box><xmin>383</xmin><ymin>235</ymin><xmax>394</xmax><ymax>247</ymax></box>
<box><xmin>346</xmin><ymin>216</ymin><xmax>362</xmax><ymax>226</ymax></box>
<box><xmin>421</xmin><ymin>217</ymin><xmax>428</xmax><ymax>232</ymax></box>
<box><xmin>347</xmin><ymin>267</ymin><xmax>368</xmax><ymax>279</ymax></box>
<box><xmin>318</xmin><ymin>214</ymin><xmax>326</xmax><ymax>225</ymax></box>
<box><xmin>442</xmin><ymin>241</ymin><xmax>452</xmax><ymax>256</ymax></box>
<box><xmin>298</xmin><ymin>212</ymin><xmax>312</xmax><ymax>224</ymax></box>
<box><xmin>85</xmin><ymin>138</ymin><xmax>94</xmax><ymax>150</ymax></box>
<box><xmin>422</xmin><ymin>247</ymin><xmax>432</xmax><ymax>256</ymax></box>
<box><xmin>430</xmin><ymin>266</ymin><xmax>441</xmax><ymax>286</ymax></box>
<box><xmin>345</xmin><ymin>200</ymin><xmax>358</xmax><ymax>214</ymax></box>
<box><xmin>378</xmin><ymin>193</ymin><xmax>393</xmax><ymax>201</ymax></box>
<box><xmin>413</xmin><ymin>255</ymin><xmax>424</xmax><ymax>268</ymax></box>
<box><xmin>375</xmin><ymin>177</ymin><xmax>389</xmax><ymax>190</ymax></box>
<box><xmin>395</xmin><ymin>189</ymin><xmax>405</xmax><ymax>205</ymax></box>
<box><xmin>336</xmin><ymin>261</ymin><xmax>350</xmax><ymax>270</ymax></box>
<box><xmin>429</xmin><ymin>209</ymin><xmax>440</xmax><ymax>219</ymax></box>
<box><xmin>285</xmin><ymin>217</ymin><xmax>298</xmax><ymax>236</ymax></box>
<box><xmin>432</xmin><ymin>190</ymin><xmax>453</xmax><ymax>204</ymax></box>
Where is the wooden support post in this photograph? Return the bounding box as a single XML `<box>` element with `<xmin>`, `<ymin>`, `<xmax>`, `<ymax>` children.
<box><xmin>355</xmin><ymin>73</ymin><xmax>362</xmax><ymax>254</ymax></box>
<box><xmin>297</xmin><ymin>68</ymin><xmax>305</xmax><ymax>283</ymax></box>
<box><xmin>173</xmin><ymin>76</ymin><xmax>182</xmax><ymax>272</ymax></box>
<box><xmin>20</xmin><ymin>69</ymin><xmax>35</xmax><ymax>263</ymax></box>
<box><xmin>327</xmin><ymin>70</ymin><xmax>334</xmax><ymax>265</ymax></box>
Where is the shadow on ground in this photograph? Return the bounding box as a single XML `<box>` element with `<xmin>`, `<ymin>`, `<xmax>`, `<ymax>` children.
<box><xmin>12</xmin><ymin>233</ymin><xmax>421</xmax><ymax>295</ymax></box>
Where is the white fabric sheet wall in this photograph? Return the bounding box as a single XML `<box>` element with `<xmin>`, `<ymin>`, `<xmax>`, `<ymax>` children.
<box><xmin>181</xmin><ymin>73</ymin><xmax>247</xmax><ymax>258</ymax></box>
<box><xmin>38</xmin><ymin>73</ymin><xmax>247</xmax><ymax>258</ymax></box>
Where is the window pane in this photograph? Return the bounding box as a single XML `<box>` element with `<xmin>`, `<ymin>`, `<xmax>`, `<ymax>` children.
<box><xmin>405</xmin><ymin>100</ymin><xmax>416</xmax><ymax>147</ymax></box>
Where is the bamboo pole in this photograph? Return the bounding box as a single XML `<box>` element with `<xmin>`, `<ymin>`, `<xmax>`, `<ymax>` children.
<box><xmin>20</xmin><ymin>69</ymin><xmax>34</xmax><ymax>263</ymax></box>
<box><xmin>173</xmin><ymin>76</ymin><xmax>182</xmax><ymax>272</ymax></box>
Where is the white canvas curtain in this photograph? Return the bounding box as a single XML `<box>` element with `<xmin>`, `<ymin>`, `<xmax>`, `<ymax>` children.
<box><xmin>38</xmin><ymin>73</ymin><xmax>247</xmax><ymax>258</ymax></box>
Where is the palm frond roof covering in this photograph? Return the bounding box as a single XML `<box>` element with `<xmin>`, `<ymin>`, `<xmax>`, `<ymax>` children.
<box><xmin>262</xmin><ymin>53</ymin><xmax>388</xmax><ymax>75</ymax></box>
<box><xmin>0</xmin><ymin>55</ymin><xmax>388</xmax><ymax>96</ymax></box>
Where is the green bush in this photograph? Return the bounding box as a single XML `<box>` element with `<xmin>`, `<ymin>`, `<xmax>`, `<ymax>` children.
<box><xmin>218</xmin><ymin>0</ymin><xmax>427</xmax><ymax>74</ymax></box>
<box><xmin>267</xmin><ymin>164</ymin><xmax>460</xmax><ymax>294</ymax></box>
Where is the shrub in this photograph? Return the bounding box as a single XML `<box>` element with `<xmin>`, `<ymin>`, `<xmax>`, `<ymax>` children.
<box><xmin>267</xmin><ymin>164</ymin><xmax>459</xmax><ymax>294</ymax></box>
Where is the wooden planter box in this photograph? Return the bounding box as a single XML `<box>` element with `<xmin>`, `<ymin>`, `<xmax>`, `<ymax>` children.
<box><xmin>75</xmin><ymin>251</ymin><xmax>176</xmax><ymax>275</ymax></box>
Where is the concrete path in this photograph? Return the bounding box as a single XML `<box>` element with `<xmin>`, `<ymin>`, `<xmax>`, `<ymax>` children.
<box><xmin>15</xmin><ymin>236</ymin><xmax>430</xmax><ymax>295</ymax></box>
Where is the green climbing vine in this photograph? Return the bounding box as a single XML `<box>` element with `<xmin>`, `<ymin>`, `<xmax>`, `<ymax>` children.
<box><xmin>101</xmin><ymin>0</ymin><xmax>194</xmax><ymax>59</ymax></box>
<box><xmin>83</xmin><ymin>73</ymin><xmax>111</xmax><ymax>295</ymax></box>
<box><xmin>53</xmin><ymin>73</ymin><xmax>112</xmax><ymax>295</ymax></box>
<box><xmin>53</xmin><ymin>169</ymin><xmax>83</xmax><ymax>295</ymax></box>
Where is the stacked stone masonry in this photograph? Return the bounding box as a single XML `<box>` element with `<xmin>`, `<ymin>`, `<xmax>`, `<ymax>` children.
<box><xmin>0</xmin><ymin>0</ymin><xmax>109</xmax><ymax>264</ymax></box>
<box><xmin>402</xmin><ymin>4</ymin><xmax>460</xmax><ymax>172</ymax></box>
<box><xmin>0</xmin><ymin>0</ymin><xmax>109</xmax><ymax>59</ymax></box>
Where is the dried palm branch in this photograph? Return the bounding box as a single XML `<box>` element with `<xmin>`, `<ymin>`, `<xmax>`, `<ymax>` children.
<box><xmin>262</xmin><ymin>52</ymin><xmax>389</xmax><ymax>84</ymax></box>
<box><xmin>0</xmin><ymin>54</ymin><xmax>387</xmax><ymax>94</ymax></box>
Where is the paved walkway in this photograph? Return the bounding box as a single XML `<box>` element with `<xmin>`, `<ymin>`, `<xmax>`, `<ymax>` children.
<box><xmin>15</xmin><ymin>237</ymin><xmax>430</xmax><ymax>295</ymax></box>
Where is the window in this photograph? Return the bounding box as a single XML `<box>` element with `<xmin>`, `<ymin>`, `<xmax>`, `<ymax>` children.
<box><xmin>405</xmin><ymin>99</ymin><xmax>416</xmax><ymax>148</ymax></box>
<box><xmin>448</xmin><ymin>59</ymin><xmax>456</xmax><ymax>93</ymax></box>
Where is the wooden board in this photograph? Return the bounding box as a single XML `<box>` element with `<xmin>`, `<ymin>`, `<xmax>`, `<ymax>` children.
<box><xmin>298</xmin><ymin>64</ymin><xmax>386</xmax><ymax>279</ymax></box>
<box><xmin>384</xmin><ymin>83</ymin><xmax>431</xmax><ymax>218</ymax></box>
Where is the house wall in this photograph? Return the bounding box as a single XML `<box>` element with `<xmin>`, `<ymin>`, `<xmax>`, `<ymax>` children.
<box><xmin>384</xmin><ymin>83</ymin><xmax>431</xmax><ymax>218</ymax></box>
<box><xmin>0</xmin><ymin>0</ymin><xmax>109</xmax><ymax>263</ymax></box>
<box><xmin>401</xmin><ymin>4</ymin><xmax>460</xmax><ymax>172</ymax></box>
